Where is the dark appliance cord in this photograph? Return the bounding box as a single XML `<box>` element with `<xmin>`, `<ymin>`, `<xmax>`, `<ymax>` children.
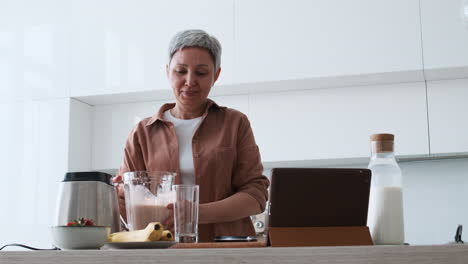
<box><xmin>0</xmin><ymin>243</ymin><xmax>60</xmax><ymax>251</ymax></box>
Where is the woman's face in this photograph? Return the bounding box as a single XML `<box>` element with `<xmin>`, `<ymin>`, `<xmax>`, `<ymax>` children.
<box><xmin>167</xmin><ymin>47</ymin><xmax>221</xmax><ymax>110</ymax></box>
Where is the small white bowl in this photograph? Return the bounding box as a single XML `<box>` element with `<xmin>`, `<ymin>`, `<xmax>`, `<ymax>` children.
<box><xmin>50</xmin><ymin>226</ymin><xmax>110</xmax><ymax>250</ymax></box>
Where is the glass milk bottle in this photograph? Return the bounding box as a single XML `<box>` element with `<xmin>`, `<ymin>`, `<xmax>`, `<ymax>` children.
<box><xmin>367</xmin><ymin>133</ymin><xmax>405</xmax><ymax>245</ymax></box>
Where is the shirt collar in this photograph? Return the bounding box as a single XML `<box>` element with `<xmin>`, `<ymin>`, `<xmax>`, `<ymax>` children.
<box><xmin>145</xmin><ymin>98</ymin><xmax>222</xmax><ymax>127</ymax></box>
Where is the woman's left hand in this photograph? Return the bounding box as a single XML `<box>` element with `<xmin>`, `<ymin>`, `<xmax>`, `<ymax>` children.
<box><xmin>112</xmin><ymin>175</ymin><xmax>127</xmax><ymax>220</ymax></box>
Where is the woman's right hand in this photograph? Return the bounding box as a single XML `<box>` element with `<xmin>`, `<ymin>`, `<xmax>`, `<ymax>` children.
<box><xmin>113</xmin><ymin>175</ymin><xmax>126</xmax><ymax>220</ymax></box>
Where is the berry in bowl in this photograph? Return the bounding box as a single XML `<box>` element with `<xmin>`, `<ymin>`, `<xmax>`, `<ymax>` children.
<box><xmin>50</xmin><ymin>218</ymin><xmax>110</xmax><ymax>250</ymax></box>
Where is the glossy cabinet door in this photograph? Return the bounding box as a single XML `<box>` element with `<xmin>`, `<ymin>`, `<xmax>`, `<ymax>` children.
<box><xmin>234</xmin><ymin>0</ymin><xmax>423</xmax><ymax>84</ymax></box>
<box><xmin>34</xmin><ymin>99</ymin><xmax>70</xmax><ymax>226</ymax></box>
<box><xmin>249</xmin><ymin>82</ymin><xmax>429</xmax><ymax>162</ymax></box>
<box><xmin>427</xmin><ymin>79</ymin><xmax>468</xmax><ymax>154</ymax></box>
<box><xmin>71</xmin><ymin>0</ymin><xmax>235</xmax><ymax>97</ymax></box>
<box><xmin>69</xmin><ymin>99</ymin><xmax>93</xmax><ymax>171</ymax></box>
<box><xmin>0</xmin><ymin>99</ymin><xmax>70</xmax><ymax>248</ymax></box>
<box><xmin>210</xmin><ymin>95</ymin><xmax>249</xmax><ymax>118</ymax></box>
<box><xmin>420</xmin><ymin>0</ymin><xmax>468</xmax><ymax>80</ymax></box>
<box><xmin>0</xmin><ymin>0</ymin><xmax>71</xmax><ymax>101</ymax></box>
<box><xmin>92</xmin><ymin>100</ymin><xmax>170</xmax><ymax>170</ymax></box>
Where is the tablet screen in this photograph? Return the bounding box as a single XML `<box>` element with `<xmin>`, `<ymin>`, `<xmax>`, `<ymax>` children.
<box><xmin>268</xmin><ymin>168</ymin><xmax>371</xmax><ymax>228</ymax></box>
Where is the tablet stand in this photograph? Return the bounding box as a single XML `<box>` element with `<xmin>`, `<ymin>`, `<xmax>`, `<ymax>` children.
<box><xmin>267</xmin><ymin>226</ymin><xmax>373</xmax><ymax>247</ymax></box>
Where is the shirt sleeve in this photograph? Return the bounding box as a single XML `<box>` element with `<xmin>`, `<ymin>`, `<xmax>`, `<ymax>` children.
<box><xmin>231</xmin><ymin>114</ymin><xmax>270</xmax><ymax>212</ymax></box>
<box><xmin>118</xmin><ymin>124</ymin><xmax>147</xmax><ymax>176</ymax></box>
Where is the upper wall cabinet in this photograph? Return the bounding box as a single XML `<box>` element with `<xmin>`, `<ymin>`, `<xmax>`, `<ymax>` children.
<box><xmin>420</xmin><ymin>0</ymin><xmax>468</xmax><ymax>80</ymax></box>
<box><xmin>249</xmin><ymin>82</ymin><xmax>429</xmax><ymax>162</ymax></box>
<box><xmin>0</xmin><ymin>0</ymin><xmax>71</xmax><ymax>102</ymax></box>
<box><xmin>234</xmin><ymin>0</ymin><xmax>423</xmax><ymax>84</ymax></box>
<box><xmin>427</xmin><ymin>79</ymin><xmax>468</xmax><ymax>154</ymax></box>
<box><xmin>70</xmin><ymin>0</ymin><xmax>235</xmax><ymax>98</ymax></box>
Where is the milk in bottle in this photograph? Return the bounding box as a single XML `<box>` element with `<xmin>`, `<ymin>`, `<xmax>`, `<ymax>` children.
<box><xmin>367</xmin><ymin>133</ymin><xmax>405</xmax><ymax>245</ymax></box>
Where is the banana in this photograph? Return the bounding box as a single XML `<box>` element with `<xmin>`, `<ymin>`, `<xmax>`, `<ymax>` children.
<box><xmin>160</xmin><ymin>230</ymin><xmax>174</xmax><ymax>241</ymax></box>
<box><xmin>108</xmin><ymin>222</ymin><xmax>164</xmax><ymax>242</ymax></box>
<box><xmin>146</xmin><ymin>223</ymin><xmax>164</xmax><ymax>241</ymax></box>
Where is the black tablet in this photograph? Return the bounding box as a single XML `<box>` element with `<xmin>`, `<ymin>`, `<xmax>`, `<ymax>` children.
<box><xmin>268</xmin><ymin>168</ymin><xmax>371</xmax><ymax>228</ymax></box>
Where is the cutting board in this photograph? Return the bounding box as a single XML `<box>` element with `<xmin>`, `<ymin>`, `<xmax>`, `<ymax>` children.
<box><xmin>170</xmin><ymin>241</ymin><xmax>266</xmax><ymax>249</ymax></box>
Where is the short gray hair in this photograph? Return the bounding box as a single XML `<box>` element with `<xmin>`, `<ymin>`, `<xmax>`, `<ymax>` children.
<box><xmin>168</xmin><ymin>29</ymin><xmax>222</xmax><ymax>71</ymax></box>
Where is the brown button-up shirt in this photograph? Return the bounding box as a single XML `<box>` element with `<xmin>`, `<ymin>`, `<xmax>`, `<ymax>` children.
<box><xmin>118</xmin><ymin>99</ymin><xmax>269</xmax><ymax>242</ymax></box>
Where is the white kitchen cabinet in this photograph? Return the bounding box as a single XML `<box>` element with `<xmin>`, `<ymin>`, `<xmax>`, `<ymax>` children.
<box><xmin>0</xmin><ymin>0</ymin><xmax>71</xmax><ymax>101</ymax></box>
<box><xmin>0</xmin><ymin>98</ymin><xmax>70</xmax><ymax>248</ymax></box>
<box><xmin>0</xmin><ymin>101</ymin><xmax>33</xmax><ymax>239</ymax></box>
<box><xmin>210</xmin><ymin>94</ymin><xmax>249</xmax><ymax>117</ymax></box>
<box><xmin>249</xmin><ymin>82</ymin><xmax>429</xmax><ymax>162</ymax></box>
<box><xmin>420</xmin><ymin>0</ymin><xmax>468</xmax><ymax>80</ymax></box>
<box><xmin>69</xmin><ymin>99</ymin><xmax>93</xmax><ymax>171</ymax></box>
<box><xmin>234</xmin><ymin>0</ymin><xmax>423</xmax><ymax>84</ymax></box>
<box><xmin>427</xmin><ymin>79</ymin><xmax>468</xmax><ymax>154</ymax></box>
<box><xmin>70</xmin><ymin>0</ymin><xmax>235</xmax><ymax>97</ymax></box>
<box><xmin>92</xmin><ymin>100</ymin><xmax>169</xmax><ymax>170</ymax></box>
<box><xmin>34</xmin><ymin>99</ymin><xmax>70</xmax><ymax>246</ymax></box>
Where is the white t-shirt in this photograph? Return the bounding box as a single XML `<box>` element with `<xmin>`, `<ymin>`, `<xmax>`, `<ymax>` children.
<box><xmin>163</xmin><ymin>109</ymin><xmax>203</xmax><ymax>185</ymax></box>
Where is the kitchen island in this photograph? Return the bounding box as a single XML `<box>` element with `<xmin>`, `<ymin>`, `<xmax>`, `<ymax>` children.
<box><xmin>1</xmin><ymin>244</ymin><xmax>468</xmax><ymax>264</ymax></box>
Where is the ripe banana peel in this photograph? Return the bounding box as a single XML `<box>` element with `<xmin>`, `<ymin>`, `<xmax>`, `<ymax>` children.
<box><xmin>108</xmin><ymin>222</ymin><xmax>164</xmax><ymax>242</ymax></box>
<box><xmin>160</xmin><ymin>230</ymin><xmax>174</xmax><ymax>241</ymax></box>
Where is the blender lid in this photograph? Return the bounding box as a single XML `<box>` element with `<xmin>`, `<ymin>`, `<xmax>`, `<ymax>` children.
<box><xmin>63</xmin><ymin>171</ymin><xmax>113</xmax><ymax>185</ymax></box>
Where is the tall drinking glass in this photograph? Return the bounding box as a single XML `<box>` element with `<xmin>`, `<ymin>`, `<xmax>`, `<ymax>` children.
<box><xmin>173</xmin><ymin>185</ymin><xmax>199</xmax><ymax>243</ymax></box>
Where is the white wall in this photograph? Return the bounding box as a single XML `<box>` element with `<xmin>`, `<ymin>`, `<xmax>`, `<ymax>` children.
<box><xmin>401</xmin><ymin>158</ymin><xmax>468</xmax><ymax>245</ymax></box>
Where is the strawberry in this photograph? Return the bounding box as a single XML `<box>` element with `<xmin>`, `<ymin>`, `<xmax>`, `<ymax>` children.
<box><xmin>67</xmin><ymin>218</ymin><xmax>95</xmax><ymax>227</ymax></box>
<box><xmin>83</xmin><ymin>219</ymin><xmax>94</xmax><ymax>226</ymax></box>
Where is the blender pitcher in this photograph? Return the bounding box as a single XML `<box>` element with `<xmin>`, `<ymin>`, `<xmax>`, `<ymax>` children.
<box><xmin>123</xmin><ymin>171</ymin><xmax>176</xmax><ymax>230</ymax></box>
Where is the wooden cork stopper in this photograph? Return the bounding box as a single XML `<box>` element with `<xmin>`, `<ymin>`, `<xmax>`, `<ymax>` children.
<box><xmin>370</xmin><ymin>133</ymin><xmax>394</xmax><ymax>142</ymax></box>
<box><xmin>370</xmin><ymin>133</ymin><xmax>394</xmax><ymax>152</ymax></box>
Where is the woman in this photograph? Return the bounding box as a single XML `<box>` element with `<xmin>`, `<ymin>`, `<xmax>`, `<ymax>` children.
<box><xmin>117</xmin><ymin>29</ymin><xmax>269</xmax><ymax>242</ymax></box>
